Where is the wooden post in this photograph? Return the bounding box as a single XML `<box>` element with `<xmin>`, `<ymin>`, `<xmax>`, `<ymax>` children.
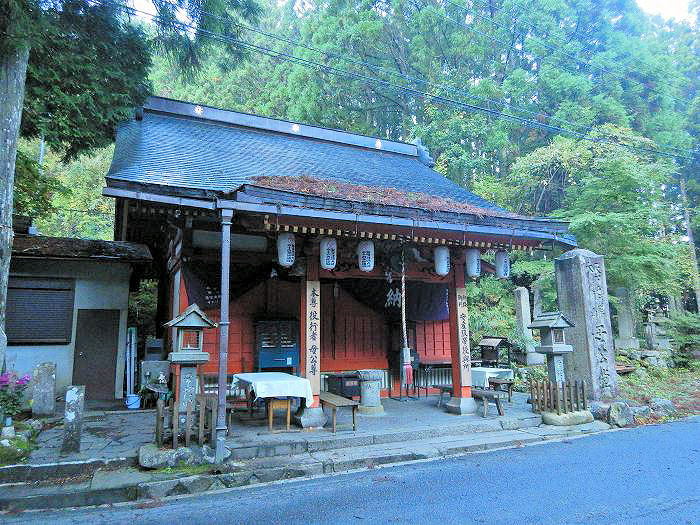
<box><xmin>156</xmin><ymin>399</ymin><xmax>164</xmax><ymax>447</ymax></box>
<box><xmin>447</xmin><ymin>253</ymin><xmax>473</xmax><ymax>409</ymax></box>
<box><xmin>185</xmin><ymin>401</ymin><xmax>192</xmax><ymax>446</ymax></box>
<box><xmin>529</xmin><ymin>381</ymin><xmax>535</xmax><ymax>413</ymax></box>
<box><xmin>171</xmin><ymin>399</ymin><xmax>178</xmax><ymax>449</ymax></box>
<box><xmin>582</xmin><ymin>381</ymin><xmax>588</xmax><ymax>409</ymax></box>
<box><xmin>574</xmin><ymin>380</ymin><xmax>579</xmax><ymax>411</ymax></box>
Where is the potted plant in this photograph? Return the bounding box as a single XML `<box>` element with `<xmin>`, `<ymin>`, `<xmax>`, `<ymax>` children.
<box><xmin>0</xmin><ymin>372</ymin><xmax>32</xmax><ymax>438</ymax></box>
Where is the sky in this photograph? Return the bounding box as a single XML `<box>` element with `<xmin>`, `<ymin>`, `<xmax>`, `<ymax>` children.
<box><xmin>636</xmin><ymin>0</ymin><xmax>694</xmax><ymax>22</ymax></box>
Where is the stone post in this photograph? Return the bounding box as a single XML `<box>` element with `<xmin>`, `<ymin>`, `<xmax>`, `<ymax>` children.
<box><xmin>32</xmin><ymin>362</ymin><xmax>56</xmax><ymax>417</ymax></box>
<box><xmin>61</xmin><ymin>385</ymin><xmax>85</xmax><ymax>454</ymax></box>
<box><xmin>555</xmin><ymin>249</ymin><xmax>618</xmax><ymax>400</ymax></box>
<box><xmin>514</xmin><ymin>287</ymin><xmax>544</xmax><ymax>365</ymax></box>
<box><xmin>614</xmin><ymin>288</ymin><xmax>639</xmax><ymax>351</ymax></box>
<box><xmin>0</xmin><ymin>327</ymin><xmax>6</xmax><ymax>374</ymax></box>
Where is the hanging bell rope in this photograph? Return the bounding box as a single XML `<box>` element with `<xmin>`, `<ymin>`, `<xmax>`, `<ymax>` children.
<box><xmin>400</xmin><ymin>247</ymin><xmax>413</xmax><ymax>392</ymax></box>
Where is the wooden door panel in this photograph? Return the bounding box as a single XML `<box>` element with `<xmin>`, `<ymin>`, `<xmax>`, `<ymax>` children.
<box><xmin>73</xmin><ymin>309</ymin><xmax>120</xmax><ymax>400</ymax></box>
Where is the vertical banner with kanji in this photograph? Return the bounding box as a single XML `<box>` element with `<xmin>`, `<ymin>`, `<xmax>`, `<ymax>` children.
<box><xmin>305</xmin><ymin>280</ymin><xmax>321</xmax><ymax>395</ymax></box>
<box><xmin>455</xmin><ymin>288</ymin><xmax>472</xmax><ymax>387</ymax></box>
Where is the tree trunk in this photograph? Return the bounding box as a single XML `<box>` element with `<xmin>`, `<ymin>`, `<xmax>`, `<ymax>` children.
<box><xmin>0</xmin><ymin>44</ymin><xmax>30</xmax><ymax>366</ymax></box>
<box><xmin>680</xmin><ymin>176</ymin><xmax>700</xmax><ymax>312</ymax></box>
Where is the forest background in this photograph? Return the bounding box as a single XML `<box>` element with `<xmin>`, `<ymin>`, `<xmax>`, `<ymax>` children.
<box><xmin>12</xmin><ymin>0</ymin><xmax>700</xmax><ymax>357</ymax></box>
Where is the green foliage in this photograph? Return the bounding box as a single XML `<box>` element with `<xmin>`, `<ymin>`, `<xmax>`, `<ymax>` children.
<box><xmin>33</xmin><ymin>144</ymin><xmax>114</xmax><ymax>239</ymax></box>
<box><xmin>21</xmin><ymin>0</ymin><xmax>152</xmax><ymax>161</ymax></box>
<box><xmin>0</xmin><ymin>372</ymin><xmax>31</xmax><ymax>418</ymax></box>
<box><xmin>12</xmin><ymin>148</ymin><xmax>67</xmax><ymax>219</ymax></box>
<box><xmin>466</xmin><ymin>276</ymin><xmax>515</xmax><ymax>347</ymax></box>
<box><xmin>128</xmin><ymin>280</ymin><xmax>159</xmax><ymax>347</ymax></box>
<box><xmin>665</xmin><ymin>312</ymin><xmax>700</xmax><ymax>367</ymax></box>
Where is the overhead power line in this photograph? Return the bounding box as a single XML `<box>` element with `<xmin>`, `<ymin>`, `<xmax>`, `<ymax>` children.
<box><xmin>94</xmin><ymin>0</ymin><xmax>699</xmax><ymax>161</ymax></box>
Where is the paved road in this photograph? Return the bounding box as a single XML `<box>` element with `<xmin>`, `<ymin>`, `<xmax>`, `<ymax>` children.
<box><xmin>7</xmin><ymin>418</ymin><xmax>699</xmax><ymax>525</ymax></box>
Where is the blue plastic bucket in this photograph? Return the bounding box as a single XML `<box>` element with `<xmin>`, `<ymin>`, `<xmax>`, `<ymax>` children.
<box><xmin>125</xmin><ymin>394</ymin><xmax>140</xmax><ymax>409</ymax></box>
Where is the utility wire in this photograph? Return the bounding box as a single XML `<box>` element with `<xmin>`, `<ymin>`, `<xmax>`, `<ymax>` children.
<box><xmin>96</xmin><ymin>0</ymin><xmax>699</xmax><ymax>161</ymax></box>
<box><xmin>193</xmin><ymin>2</ymin><xmax>696</xmax><ymax>158</ymax></box>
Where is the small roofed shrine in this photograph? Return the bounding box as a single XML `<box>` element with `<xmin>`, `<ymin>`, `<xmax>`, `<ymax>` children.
<box><xmin>104</xmin><ymin>97</ymin><xmax>576</xmax><ymax>456</ymax></box>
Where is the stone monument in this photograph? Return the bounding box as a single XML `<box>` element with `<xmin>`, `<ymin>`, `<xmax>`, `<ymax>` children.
<box><xmin>514</xmin><ymin>287</ymin><xmax>544</xmax><ymax>365</ymax></box>
<box><xmin>357</xmin><ymin>369</ymin><xmax>384</xmax><ymax>415</ymax></box>
<box><xmin>555</xmin><ymin>249</ymin><xmax>618</xmax><ymax>400</ymax></box>
<box><xmin>613</xmin><ymin>287</ymin><xmax>640</xmax><ymax>351</ymax></box>
<box><xmin>61</xmin><ymin>385</ymin><xmax>85</xmax><ymax>454</ymax></box>
<box><xmin>32</xmin><ymin>362</ymin><xmax>56</xmax><ymax>417</ymax></box>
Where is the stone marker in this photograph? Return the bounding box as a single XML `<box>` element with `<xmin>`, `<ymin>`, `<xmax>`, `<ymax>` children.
<box><xmin>61</xmin><ymin>385</ymin><xmax>85</xmax><ymax>454</ymax></box>
<box><xmin>32</xmin><ymin>362</ymin><xmax>56</xmax><ymax>417</ymax></box>
<box><xmin>614</xmin><ymin>288</ymin><xmax>639</xmax><ymax>350</ymax></box>
<box><xmin>514</xmin><ymin>287</ymin><xmax>544</xmax><ymax>365</ymax></box>
<box><xmin>555</xmin><ymin>249</ymin><xmax>618</xmax><ymax>400</ymax></box>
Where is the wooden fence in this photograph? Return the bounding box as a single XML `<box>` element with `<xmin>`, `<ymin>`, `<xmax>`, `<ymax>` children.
<box><xmin>530</xmin><ymin>380</ymin><xmax>588</xmax><ymax>414</ymax></box>
<box><xmin>155</xmin><ymin>395</ymin><xmax>219</xmax><ymax>449</ymax></box>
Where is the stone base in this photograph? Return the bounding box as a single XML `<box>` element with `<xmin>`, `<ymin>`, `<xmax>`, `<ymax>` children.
<box><xmin>541</xmin><ymin>410</ymin><xmax>594</xmax><ymax>426</ymax></box>
<box><xmin>357</xmin><ymin>404</ymin><xmax>385</xmax><ymax>415</ymax></box>
<box><xmin>293</xmin><ymin>406</ymin><xmax>327</xmax><ymax>428</ymax></box>
<box><xmin>445</xmin><ymin>396</ymin><xmax>477</xmax><ymax>415</ymax></box>
<box><xmin>615</xmin><ymin>337</ymin><xmax>640</xmax><ymax>350</ymax></box>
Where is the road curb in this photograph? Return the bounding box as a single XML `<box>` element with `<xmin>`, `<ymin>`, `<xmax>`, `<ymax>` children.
<box><xmin>0</xmin><ymin>427</ymin><xmax>605</xmax><ymax>513</ymax></box>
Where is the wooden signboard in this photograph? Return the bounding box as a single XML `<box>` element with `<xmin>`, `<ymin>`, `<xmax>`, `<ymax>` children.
<box><xmin>456</xmin><ymin>288</ymin><xmax>472</xmax><ymax>387</ymax></box>
<box><xmin>305</xmin><ymin>280</ymin><xmax>321</xmax><ymax>395</ymax></box>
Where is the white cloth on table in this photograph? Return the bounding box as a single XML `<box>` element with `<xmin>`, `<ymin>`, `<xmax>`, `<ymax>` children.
<box><xmin>470</xmin><ymin>367</ymin><xmax>514</xmax><ymax>388</ymax></box>
<box><xmin>233</xmin><ymin>372</ymin><xmax>314</xmax><ymax>406</ymax></box>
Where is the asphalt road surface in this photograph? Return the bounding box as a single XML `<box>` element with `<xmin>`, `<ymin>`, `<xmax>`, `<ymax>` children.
<box><xmin>7</xmin><ymin>417</ymin><xmax>699</xmax><ymax>525</ymax></box>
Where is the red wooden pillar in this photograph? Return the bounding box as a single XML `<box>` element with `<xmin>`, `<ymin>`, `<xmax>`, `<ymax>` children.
<box><xmin>446</xmin><ymin>251</ymin><xmax>477</xmax><ymax>414</ymax></box>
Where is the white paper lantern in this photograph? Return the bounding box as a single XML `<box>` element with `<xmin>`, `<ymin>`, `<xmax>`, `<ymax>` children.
<box><xmin>465</xmin><ymin>248</ymin><xmax>481</xmax><ymax>278</ymax></box>
<box><xmin>495</xmin><ymin>249</ymin><xmax>510</xmax><ymax>279</ymax></box>
<box><xmin>320</xmin><ymin>237</ymin><xmax>337</xmax><ymax>270</ymax></box>
<box><xmin>357</xmin><ymin>240</ymin><xmax>375</xmax><ymax>272</ymax></box>
<box><xmin>434</xmin><ymin>246</ymin><xmax>450</xmax><ymax>276</ymax></box>
<box><xmin>277</xmin><ymin>233</ymin><xmax>295</xmax><ymax>267</ymax></box>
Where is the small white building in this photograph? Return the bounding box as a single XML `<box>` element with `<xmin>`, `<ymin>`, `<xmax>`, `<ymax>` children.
<box><xmin>6</xmin><ymin>229</ymin><xmax>151</xmax><ymax>400</ymax></box>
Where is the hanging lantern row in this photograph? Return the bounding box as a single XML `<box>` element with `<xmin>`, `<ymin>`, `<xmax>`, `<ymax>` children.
<box><xmin>276</xmin><ymin>234</ymin><xmax>509</xmax><ymax>278</ymax></box>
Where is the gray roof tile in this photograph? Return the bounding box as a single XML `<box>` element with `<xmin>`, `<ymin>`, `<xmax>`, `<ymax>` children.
<box><xmin>108</xmin><ymin>111</ymin><xmax>505</xmax><ymax>212</ymax></box>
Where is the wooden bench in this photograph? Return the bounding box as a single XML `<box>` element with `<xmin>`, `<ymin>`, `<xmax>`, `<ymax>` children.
<box><xmin>488</xmin><ymin>377</ymin><xmax>515</xmax><ymax>402</ymax></box>
<box><xmin>471</xmin><ymin>388</ymin><xmax>507</xmax><ymax>417</ymax></box>
<box><xmin>319</xmin><ymin>391</ymin><xmax>359</xmax><ymax>433</ymax></box>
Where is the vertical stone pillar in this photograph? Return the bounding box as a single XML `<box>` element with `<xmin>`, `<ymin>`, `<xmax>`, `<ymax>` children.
<box><xmin>555</xmin><ymin>249</ymin><xmax>618</xmax><ymax>400</ymax></box>
<box><xmin>61</xmin><ymin>385</ymin><xmax>85</xmax><ymax>454</ymax></box>
<box><xmin>32</xmin><ymin>362</ymin><xmax>56</xmax><ymax>417</ymax></box>
<box><xmin>215</xmin><ymin>209</ymin><xmax>232</xmax><ymax>463</ymax></box>
<box><xmin>446</xmin><ymin>253</ymin><xmax>476</xmax><ymax>414</ymax></box>
<box><xmin>514</xmin><ymin>287</ymin><xmax>544</xmax><ymax>365</ymax></box>
<box><xmin>294</xmin><ymin>252</ymin><xmax>326</xmax><ymax>428</ymax></box>
<box><xmin>614</xmin><ymin>287</ymin><xmax>639</xmax><ymax>350</ymax></box>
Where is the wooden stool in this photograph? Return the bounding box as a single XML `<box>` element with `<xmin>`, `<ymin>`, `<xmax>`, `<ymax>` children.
<box><xmin>266</xmin><ymin>398</ymin><xmax>291</xmax><ymax>432</ymax></box>
<box><xmin>488</xmin><ymin>377</ymin><xmax>515</xmax><ymax>402</ymax></box>
<box><xmin>319</xmin><ymin>392</ymin><xmax>359</xmax><ymax>433</ymax></box>
<box><xmin>471</xmin><ymin>388</ymin><xmax>507</xmax><ymax>417</ymax></box>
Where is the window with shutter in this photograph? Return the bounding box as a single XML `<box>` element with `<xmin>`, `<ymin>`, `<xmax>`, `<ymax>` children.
<box><xmin>6</xmin><ymin>277</ymin><xmax>75</xmax><ymax>344</ymax></box>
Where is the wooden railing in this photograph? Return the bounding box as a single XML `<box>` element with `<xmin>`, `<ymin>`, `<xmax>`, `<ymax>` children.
<box><xmin>530</xmin><ymin>380</ymin><xmax>588</xmax><ymax>414</ymax></box>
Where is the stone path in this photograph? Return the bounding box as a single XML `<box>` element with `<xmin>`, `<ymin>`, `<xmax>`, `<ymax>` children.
<box><xmin>30</xmin><ymin>410</ymin><xmax>155</xmax><ymax>464</ymax></box>
<box><xmin>28</xmin><ymin>393</ymin><xmax>541</xmax><ymax>464</ymax></box>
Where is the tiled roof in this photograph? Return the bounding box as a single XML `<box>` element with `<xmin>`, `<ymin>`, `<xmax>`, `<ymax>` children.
<box><xmin>12</xmin><ymin>235</ymin><xmax>152</xmax><ymax>262</ymax></box>
<box><xmin>107</xmin><ymin>97</ymin><xmax>506</xmax><ymax>214</ymax></box>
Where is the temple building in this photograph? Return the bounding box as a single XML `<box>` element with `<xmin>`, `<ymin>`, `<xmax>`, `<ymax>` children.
<box><xmin>104</xmin><ymin>96</ymin><xmax>575</xmax><ymax>421</ymax></box>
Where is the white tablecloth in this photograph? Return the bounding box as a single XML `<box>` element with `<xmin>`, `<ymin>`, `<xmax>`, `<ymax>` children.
<box><xmin>233</xmin><ymin>372</ymin><xmax>314</xmax><ymax>406</ymax></box>
<box><xmin>470</xmin><ymin>367</ymin><xmax>514</xmax><ymax>388</ymax></box>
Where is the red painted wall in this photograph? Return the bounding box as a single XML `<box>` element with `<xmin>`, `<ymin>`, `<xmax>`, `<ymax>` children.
<box><xmin>182</xmin><ymin>274</ymin><xmax>452</xmax><ymax>375</ymax></box>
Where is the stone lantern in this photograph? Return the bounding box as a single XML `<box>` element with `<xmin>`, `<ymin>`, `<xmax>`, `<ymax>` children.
<box><xmin>164</xmin><ymin>304</ymin><xmax>216</xmax><ymax>411</ymax></box>
<box><xmin>529</xmin><ymin>312</ymin><xmax>574</xmax><ymax>383</ymax></box>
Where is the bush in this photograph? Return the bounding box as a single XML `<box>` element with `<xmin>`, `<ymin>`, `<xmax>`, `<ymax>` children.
<box><xmin>665</xmin><ymin>312</ymin><xmax>700</xmax><ymax>367</ymax></box>
<box><xmin>0</xmin><ymin>373</ymin><xmax>32</xmax><ymax>418</ymax></box>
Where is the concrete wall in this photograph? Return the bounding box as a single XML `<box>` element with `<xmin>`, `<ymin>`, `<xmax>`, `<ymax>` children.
<box><xmin>6</xmin><ymin>259</ymin><xmax>132</xmax><ymax>399</ymax></box>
